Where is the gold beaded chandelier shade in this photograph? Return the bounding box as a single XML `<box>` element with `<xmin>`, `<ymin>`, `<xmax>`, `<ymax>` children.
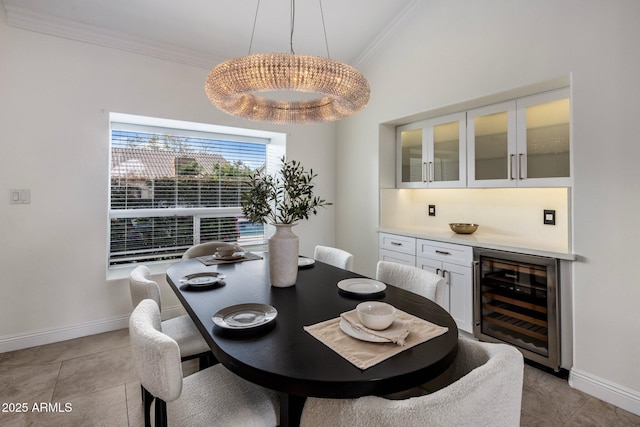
<box><xmin>204</xmin><ymin>0</ymin><xmax>370</xmax><ymax>124</ymax></box>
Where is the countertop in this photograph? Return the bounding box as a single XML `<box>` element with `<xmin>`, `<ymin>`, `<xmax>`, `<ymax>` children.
<box><xmin>378</xmin><ymin>226</ymin><xmax>575</xmax><ymax>261</ymax></box>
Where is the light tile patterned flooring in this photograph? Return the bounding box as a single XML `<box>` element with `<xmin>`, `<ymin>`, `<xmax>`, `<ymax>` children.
<box><xmin>0</xmin><ymin>329</ymin><xmax>638</xmax><ymax>426</ymax></box>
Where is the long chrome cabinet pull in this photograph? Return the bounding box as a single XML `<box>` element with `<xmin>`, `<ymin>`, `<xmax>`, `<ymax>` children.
<box><xmin>509</xmin><ymin>154</ymin><xmax>516</xmax><ymax>180</ymax></box>
<box><xmin>435</xmin><ymin>250</ymin><xmax>451</xmax><ymax>255</ymax></box>
<box><xmin>519</xmin><ymin>153</ymin><xmax>526</xmax><ymax>180</ymax></box>
<box><xmin>422</xmin><ymin>162</ymin><xmax>428</xmax><ymax>182</ymax></box>
<box><xmin>472</xmin><ymin>261</ymin><xmax>481</xmax><ymax>327</ymax></box>
<box><xmin>429</xmin><ymin>161</ymin><xmax>434</xmax><ymax>182</ymax></box>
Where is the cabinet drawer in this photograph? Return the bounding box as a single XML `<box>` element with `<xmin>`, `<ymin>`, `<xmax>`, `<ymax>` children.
<box><xmin>379</xmin><ymin>233</ymin><xmax>416</xmax><ymax>256</ymax></box>
<box><xmin>379</xmin><ymin>249</ymin><xmax>416</xmax><ymax>266</ymax></box>
<box><xmin>416</xmin><ymin>239</ymin><xmax>473</xmax><ymax>266</ymax></box>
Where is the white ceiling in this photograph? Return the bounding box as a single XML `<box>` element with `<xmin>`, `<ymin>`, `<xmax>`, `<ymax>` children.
<box><xmin>2</xmin><ymin>0</ymin><xmax>418</xmax><ymax>69</ymax></box>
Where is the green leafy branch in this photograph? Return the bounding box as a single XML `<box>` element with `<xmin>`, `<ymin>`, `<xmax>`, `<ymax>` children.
<box><xmin>241</xmin><ymin>157</ymin><xmax>332</xmax><ymax>224</ymax></box>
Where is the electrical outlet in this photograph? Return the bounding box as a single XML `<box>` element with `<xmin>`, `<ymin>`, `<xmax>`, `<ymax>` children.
<box><xmin>428</xmin><ymin>205</ymin><xmax>436</xmax><ymax>216</ymax></box>
<box><xmin>544</xmin><ymin>209</ymin><xmax>556</xmax><ymax>225</ymax></box>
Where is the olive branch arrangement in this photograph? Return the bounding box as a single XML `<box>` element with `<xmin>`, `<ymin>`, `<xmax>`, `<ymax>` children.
<box><xmin>241</xmin><ymin>157</ymin><xmax>332</xmax><ymax>224</ymax></box>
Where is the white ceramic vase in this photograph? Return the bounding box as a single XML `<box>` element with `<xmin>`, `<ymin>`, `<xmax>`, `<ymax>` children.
<box><xmin>268</xmin><ymin>223</ymin><xmax>299</xmax><ymax>287</ymax></box>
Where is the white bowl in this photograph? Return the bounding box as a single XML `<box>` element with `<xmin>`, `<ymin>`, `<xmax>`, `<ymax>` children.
<box><xmin>356</xmin><ymin>302</ymin><xmax>396</xmax><ymax>330</ymax></box>
<box><xmin>216</xmin><ymin>246</ymin><xmax>237</xmax><ymax>257</ymax></box>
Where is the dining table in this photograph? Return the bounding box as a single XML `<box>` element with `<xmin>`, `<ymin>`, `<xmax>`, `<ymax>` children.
<box><xmin>165</xmin><ymin>252</ymin><xmax>459</xmax><ymax>427</ymax></box>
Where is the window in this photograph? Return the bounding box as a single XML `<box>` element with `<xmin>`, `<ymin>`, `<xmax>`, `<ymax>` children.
<box><xmin>108</xmin><ymin>113</ymin><xmax>285</xmax><ymax>267</ymax></box>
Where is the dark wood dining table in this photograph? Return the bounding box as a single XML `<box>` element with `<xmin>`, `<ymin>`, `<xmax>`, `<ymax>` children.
<box><xmin>166</xmin><ymin>253</ymin><xmax>458</xmax><ymax>427</ymax></box>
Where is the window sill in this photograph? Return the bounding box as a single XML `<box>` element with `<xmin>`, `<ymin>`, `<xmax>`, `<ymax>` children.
<box><xmin>107</xmin><ymin>259</ymin><xmax>180</xmax><ymax>282</ymax></box>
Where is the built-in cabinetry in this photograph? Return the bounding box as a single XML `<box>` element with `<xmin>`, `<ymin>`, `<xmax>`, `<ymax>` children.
<box><xmin>379</xmin><ymin>232</ymin><xmax>473</xmax><ymax>333</ymax></box>
<box><xmin>416</xmin><ymin>239</ymin><xmax>473</xmax><ymax>333</ymax></box>
<box><xmin>396</xmin><ymin>112</ymin><xmax>466</xmax><ymax>188</ymax></box>
<box><xmin>467</xmin><ymin>88</ymin><xmax>571</xmax><ymax>187</ymax></box>
<box><xmin>396</xmin><ymin>88</ymin><xmax>571</xmax><ymax>188</ymax></box>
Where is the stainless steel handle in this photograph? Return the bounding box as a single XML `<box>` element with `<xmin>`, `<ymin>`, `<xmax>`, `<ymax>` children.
<box><xmin>505</xmin><ymin>273</ymin><xmax>517</xmax><ymax>279</ymax></box>
<box><xmin>435</xmin><ymin>250</ymin><xmax>451</xmax><ymax>255</ymax></box>
<box><xmin>472</xmin><ymin>261</ymin><xmax>481</xmax><ymax>328</ymax></box>
<box><xmin>429</xmin><ymin>161</ymin><xmax>434</xmax><ymax>182</ymax></box>
<box><xmin>519</xmin><ymin>153</ymin><xmax>525</xmax><ymax>180</ymax></box>
<box><xmin>509</xmin><ymin>154</ymin><xmax>516</xmax><ymax>180</ymax></box>
<box><xmin>422</xmin><ymin>162</ymin><xmax>428</xmax><ymax>182</ymax></box>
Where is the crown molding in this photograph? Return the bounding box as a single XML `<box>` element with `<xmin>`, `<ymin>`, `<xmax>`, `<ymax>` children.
<box><xmin>353</xmin><ymin>0</ymin><xmax>423</xmax><ymax>69</ymax></box>
<box><xmin>3</xmin><ymin>3</ymin><xmax>224</xmax><ymax>69</ymax></box>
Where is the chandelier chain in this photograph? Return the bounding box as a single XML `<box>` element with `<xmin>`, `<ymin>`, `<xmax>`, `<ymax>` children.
<box><xmin>290</xmin><ymin>0</ymin><xmax>295</xmax><ymax>54</ymax></box>
<box><xmin>318</xmin><ymin>0</ymin><xmax>330</xmax><ymax>58</ymax></box>
<box><xmin>248</xmin><ymin>0</ymin><xmax>261</xmax><ymax>55</ymax></box>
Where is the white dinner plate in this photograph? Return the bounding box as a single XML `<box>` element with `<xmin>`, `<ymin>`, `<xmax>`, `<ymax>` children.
<box><xmin>337</xmin><ymin>278</ymin><xmax>387</xmax><ymax>295</ymax></box>
<box><xmin>339</xmin><ymin>319</ymin><xmax>390</xmax><ymax>343</ymax></box>
<box><xmin>212</xmin><ymin>303</ymin><xmax>278</xmax><ymax>330</ymax></box>
<box><xmin>179</xmin><ymin>272</ymin><xmax>226</xmax><ymax>288</ymax></box>
<box><xmin>298</xmin><ymin>257</ymin><xmax>315</xmax><ymax>268</ymax></box>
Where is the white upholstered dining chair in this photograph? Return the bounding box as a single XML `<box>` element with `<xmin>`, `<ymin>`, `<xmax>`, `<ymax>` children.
<box><xmin>128</xmin><ymin>265</ymin><xmax>212</xmax><ymax>369</ymax></box>
<box><xmin>376</xmin><ymin>261</ymin><xmax>446</xmax><ymax>307</ymax></box>
<box><xmin>182</xmin><ymin>241</ymin><xmax>245</xmax><ymax>259</ymax></box>
<box><xmin>300</xmin><ymin>336</ymin><xmax>524</xmax><ymax>427</ymax></box>
<box><xmin>314</xmin><ymin>245</ymin><xmax>354</xmax><ymax>271</ymax></box>
<box><xmin>130</xmin><ymin>299</ymin><xmax>280</xmax><ymax>427</ymax></box>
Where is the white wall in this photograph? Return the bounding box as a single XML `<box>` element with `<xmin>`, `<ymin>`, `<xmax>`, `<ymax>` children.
<box><xmin>0</xmin><ymin>9</ymin><xmax>337</xmax><ymax>350</ymax></box>
<box><xmin>336</xmin><ymin>0</ymin><xmax>640</xmax><ymax>414</ymax></box>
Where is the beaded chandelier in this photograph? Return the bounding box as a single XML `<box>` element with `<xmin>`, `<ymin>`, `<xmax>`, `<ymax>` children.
<box><xmin>204</xmin><ymin>0</ymin><xmax>370</xmax><ymax>124</ymax></box>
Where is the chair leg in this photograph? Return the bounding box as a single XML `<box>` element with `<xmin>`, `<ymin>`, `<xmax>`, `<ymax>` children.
<box><xmin>155</xmin><ymin>398</ymin><xmax>168</xmax><ymax>427</ymax></box>
<box><xmin>142</xmin><ymin>387</ymin><xmax>154</xmax><ymax>427</ymax></box>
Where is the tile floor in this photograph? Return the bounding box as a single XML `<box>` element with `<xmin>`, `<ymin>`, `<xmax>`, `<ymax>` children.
<box><xmin>0</xmin><ymin>329</ymin><xmax>638</xmax><ymax>426</ymax></box>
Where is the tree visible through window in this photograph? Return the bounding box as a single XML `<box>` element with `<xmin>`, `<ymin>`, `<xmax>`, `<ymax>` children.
<box><xmin>108</xmin><ymin>117</ymin><xmax>273</xmax><ymax>266</ymax></box>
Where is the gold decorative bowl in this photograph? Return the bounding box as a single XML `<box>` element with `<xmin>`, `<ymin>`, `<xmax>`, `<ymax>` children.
<box><xmin>449</xmin><ymin>223</ymin><xmax>479</xmax><ymax>234</ymax></box>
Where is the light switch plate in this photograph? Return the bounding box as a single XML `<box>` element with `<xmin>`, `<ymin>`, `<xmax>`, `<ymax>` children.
<box><xmin>544</xmin><ymin>209</ymin><xmax>555</xmax><ymax>225</ymax></box>
<box><xmin>428</xmin><ymin>205</ymin><xmax>436</xmax><ymax>216</ymax></box>
<box><xmin>10</xmin><ymin>189</ymin><xmax>30</xmax><ymax>204</ymax></box>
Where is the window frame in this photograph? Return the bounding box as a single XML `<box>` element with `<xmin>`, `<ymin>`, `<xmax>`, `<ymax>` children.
<box><xmin>107</xmin><ymin>113</ymin><xmax>285</xmax><ymax>275</ymax></box>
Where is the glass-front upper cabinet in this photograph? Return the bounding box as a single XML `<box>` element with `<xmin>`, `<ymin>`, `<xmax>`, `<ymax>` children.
<box><xmin>397</xmin><ymin>112</ymin><xmax>466</xmax><ymax>188</ymax></box>
<box><xmin>468</xmin><ymin>88</ymin><xmax>571</xmax><ymax>187</ymax></box>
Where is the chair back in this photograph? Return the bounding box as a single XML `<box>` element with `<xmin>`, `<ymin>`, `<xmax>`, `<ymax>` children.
<box><xmin>314</xmin><ymin>245</ymin><xmax>354</xmax><ymax>271</ymax></box>
<box><xmin>300</xmin><ymin>336</ymin><xmax>524</xmax><ymax>427</ymax></box>
<box><xmin>129</xmin><ymin>299</ymin><xmax>184</xmax><ymax>403</ymax></box>
<box><xmin>376</xmin><ymin>261</ymin><xmax>445</xmax><ymax>306</ymax></box>
<box><xmin>129</xmin><ymin>265</ymin><xmax>162</xmax><ymax>310</ymax></box>
<box><xmin>182</xmin><ymin>241</ymin><xmax>241</xmax><ymax>259</ymax></box>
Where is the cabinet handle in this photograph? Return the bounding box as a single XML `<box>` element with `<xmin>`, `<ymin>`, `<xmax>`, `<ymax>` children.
<box><xmin>519</xmin><ymin>153</ymin><xmax>526</xmax><ymax>180</ymax></box>
<box><xmin>442</xmin><ymin>270</ymin><xmax>449</xmax><ymax>281</ymax></box>
<box><xmin>435</xmin><ymin>250</ymin><xmax>451</xmax><ymax>255</ymax></box>
<box><xmin>422</xmin><ymin>162</ymin><xmax>428</xmax><ymax>182</ymax></box>
<box><xmin>391</xmin><ymin>242</ymin><xmax>402</xmax><ymax>246</ymax></box>
<box><xmin>429</xmin><ymin>161</ymin><xmax>434</xmax><ymax>182</ymax></box>
<box><xmin>436</xmin><ymin>268</ymin><xmax>442</xmax><ymax>276</ymax></box>
<box><xmin>472</xmin><ymin>261</ymin><xmax>481</xmax><ymax>328</ymax></box>
<box><xmin>509</xmin><ymin>154</ymin><xmax>516</xmax><ymax>180</ymax></box>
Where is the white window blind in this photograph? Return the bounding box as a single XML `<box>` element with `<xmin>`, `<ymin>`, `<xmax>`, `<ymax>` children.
<box><xmin>108</xmin><ymin>115</ymin><xmax>282</xmax><ymax>266</ymax></box>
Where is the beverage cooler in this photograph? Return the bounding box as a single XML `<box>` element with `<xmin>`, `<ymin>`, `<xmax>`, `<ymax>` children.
<box><xmin>473</xmin><ymin>248</ymin><xmax>561</xmax><ymax>370</ymax></box>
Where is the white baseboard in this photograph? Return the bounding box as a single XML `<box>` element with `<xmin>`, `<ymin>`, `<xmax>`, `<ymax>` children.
<box><xmin>570</xmin><ymin>368</ymin><xmax>640</xmax><ymax>416</ymax></box>
<box><xmin>0</xmin><ymin>305</ymin><xmax>184</xmax><ymax>354</ymax></box>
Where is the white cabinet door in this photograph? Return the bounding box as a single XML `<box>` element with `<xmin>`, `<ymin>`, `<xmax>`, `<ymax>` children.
<box><xmin>444</xmin><ymin>262</ymin><xmax>473</xmax><ymax>334</ymax></box>
<box><xmin>467</xmin><ymin>101</ymin><xmax>518</xmax><ymax>188</ymax></box>
<box><xmin>515</xmin><ymin>88</ymin><xmax>571</xmax><ymax>187</ymax></box>
<box><xmin>417</xmin><ymin>256</ymin><xmax>449</xmax><ymax>312</ymax></box>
